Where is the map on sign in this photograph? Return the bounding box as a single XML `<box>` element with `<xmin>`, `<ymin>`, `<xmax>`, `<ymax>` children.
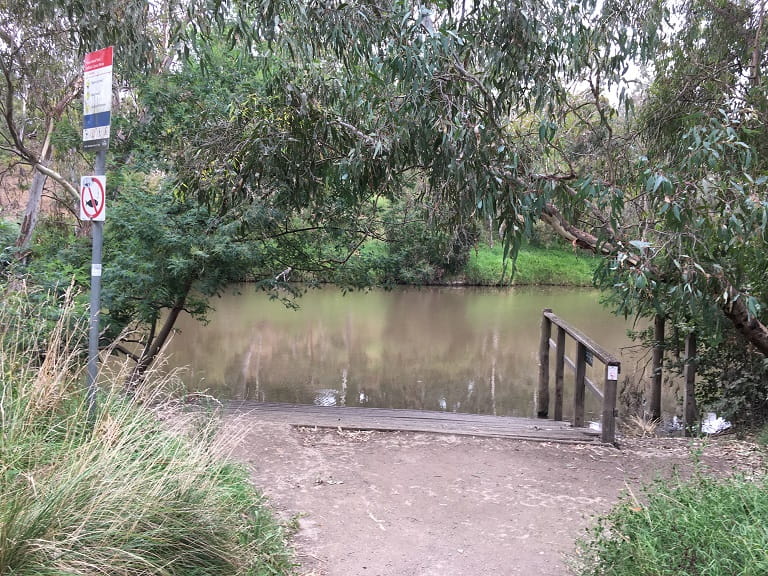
<box><xmin>83</xmin><ymin>47</ymin><xmax>113</xmax><ymax>151</ymax></box>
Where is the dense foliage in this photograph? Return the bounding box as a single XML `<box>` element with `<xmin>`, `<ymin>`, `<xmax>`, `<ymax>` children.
<box><xmin>3</xmin><ymin>0</ymin><xmax>768</xmax><ymax>419</ymax></box>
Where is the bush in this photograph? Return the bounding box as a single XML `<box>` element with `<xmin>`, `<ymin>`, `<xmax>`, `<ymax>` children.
<box><xmin>0</xmin><ymin>290</ymin><xmax>295</xmax><ymax>575</ymax></box>
<box><xmin>574</xmin><ymin>467</ymin><xmax>768</xmax><ymax>576</ymax></box>
<box><xmin>341</xmin><ymin>196</ymin><xmax>478</xmax><ymax>286</ymax></box>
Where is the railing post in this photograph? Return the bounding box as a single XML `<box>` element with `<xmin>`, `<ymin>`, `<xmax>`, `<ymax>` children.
<box><xmin>537</xmin><ymin>309</ymin><xmax>552</xmax><ymax>418</ymax></box>
<box><xmin>650</xmin><ymin>314</ymin><xmax>665</xmax><ymax>421</ymax></box>
<box><xmin>554</xmin><ymin>325</ymin><xmax>565</xmax><ymax>421</ymax></box>
<box><xmin>573</xmin><ymin>342</ymin><xmax>586</xmax><ymax>428</ymax></box>
<box><xmin>602</xmin><ymin>363</ymin><xmax>619</xmax><ymax>444</ymax></box>
<box><xmin>683</xmin><ymin>331</ymin><xmax>698</xmax><ymax>436</ymax></box>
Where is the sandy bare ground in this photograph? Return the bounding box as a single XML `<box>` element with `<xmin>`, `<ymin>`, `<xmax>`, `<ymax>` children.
<box><xmin>227</xmin><ymin>418</ymin><xmax>763</xmax><ymax>576</ymax></box>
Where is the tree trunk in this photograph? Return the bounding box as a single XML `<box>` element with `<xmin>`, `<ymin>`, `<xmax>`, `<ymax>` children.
<box><xmin>124</xmin><ymin>286</ymin><xmax>192</xmax><ymax>390</ymax></box>
<box><xmin>16</xmin><ymin>167</ymin><xmax>49</xmax><ymax>253</ymax></box>
<box><xmin>539</xmin><ymin>202</ymin><xmax>768</xmax><ymax>358</ymax></box>
<box><xmin>16</xmin><ymin>121</ymin><xmax>54</xmax><ymax>252</ymax></box>
<box><xmin>721</xmin><ymin>281</ymin><xmax>768</xmax><ymax>356</ymax></box>
<box><xmin>650</xmin><ymin>314</ymin><xmax>664</xmax><ymax>422</ymax></box>
<box><xmin>683</xmin><ymin>332</ymin><xmax>698</xmax><ymax>436</ymax></box>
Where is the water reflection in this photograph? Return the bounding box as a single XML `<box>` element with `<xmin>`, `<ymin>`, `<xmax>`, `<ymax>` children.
<box><xmin>164</xmin><ymin>285</ymin><xmax>636</xmax><ymax>418</ymax></box>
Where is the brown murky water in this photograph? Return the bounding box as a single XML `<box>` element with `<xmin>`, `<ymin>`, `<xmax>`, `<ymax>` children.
<box><xmin>164</xmin><ymin>285</ymin><xmax>639</xmax><ymax>419</ymax></box>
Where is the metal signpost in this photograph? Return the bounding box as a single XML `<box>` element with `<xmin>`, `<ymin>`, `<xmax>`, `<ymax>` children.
<box><xmin>82</xmin><ymin>47</ymin><xmax>113</xmax><ymax>421</ymax></box>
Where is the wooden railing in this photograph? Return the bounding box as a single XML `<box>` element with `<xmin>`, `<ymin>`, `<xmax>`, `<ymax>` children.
<box><xmin>537</xmin><ymin>309</ymin><xmax>620</xmax><ymax>444</ymax></box>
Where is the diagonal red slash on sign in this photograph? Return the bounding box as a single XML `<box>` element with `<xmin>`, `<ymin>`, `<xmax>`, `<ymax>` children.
<box><xmin>85</xmin><ymin>183</ymin><xmax>98</xmax><ymax>210</ymax></box>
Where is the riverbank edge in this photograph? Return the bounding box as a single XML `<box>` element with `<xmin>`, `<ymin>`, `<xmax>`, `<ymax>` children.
<box><xmin>286</xmin><ymin>243</ymin><xmax>599</xmax><ymax>288</ymax></box>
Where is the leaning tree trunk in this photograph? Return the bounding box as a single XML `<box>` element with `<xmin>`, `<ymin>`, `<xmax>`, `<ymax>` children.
<box><xmin>16</xmin><ymin>167</ymin><xmax>49</xmax><ymax>253</ymax></box>
<box><xmin>16</xmin><ymin>121</ymin><xmax>54</xmax><ymax>253</ymax></box>
<box><xmin>124</xmin><ymin>285</ymin><xmax>192</xmax><ymax>391</ymax></box>
<box><xmin>539</xmin><ymin>202</ymin><xmax>768</xmax><ymax>357</ymax></box>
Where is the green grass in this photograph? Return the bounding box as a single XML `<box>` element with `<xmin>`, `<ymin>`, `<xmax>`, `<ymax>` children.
<box><xmin>573</xmin><ymin>466</ymin><xmax>768</xmax><ymax>576</ymax></box>
<box><xmin>464</xmin><ymin>243</ymin><xmax>598</xmax><ymax>286</ymax></box>
<box><xmin>0</xmin><ymin>289</ymin><xmax>295</xmax><ymax>575</ymax></box>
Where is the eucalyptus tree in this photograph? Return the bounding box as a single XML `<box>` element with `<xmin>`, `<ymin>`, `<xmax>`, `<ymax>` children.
<box><xmin>185</xmin><ymin>0</ymin><xmax>665</xmax><ymax>259</ymax></box>
<box><xmin>0</xmin><ymin>0</ymin><xmax>258</xmax><ymax>251</ymax></box>
<box><xmin>220</xmin><ymin>0</ymin><xmax>768</xmax><ymax>402</ymax></box>
<box><xmin>591</xmin><ymin>0</ymin><xmax>768</xmax><ymax>344</ymax></box>
<box><xmin>590</xmin><ymin>0</ymin><xmax>768</xmax><ymax>420</ymax></box>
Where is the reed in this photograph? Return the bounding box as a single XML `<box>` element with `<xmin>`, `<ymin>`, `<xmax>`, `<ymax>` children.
<box><xmin>0</xmin><ymin>285</ymin><xmax>294</xmax><ymax>575</ymax></box>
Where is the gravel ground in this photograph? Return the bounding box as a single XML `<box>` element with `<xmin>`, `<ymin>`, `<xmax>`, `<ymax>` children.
<box><xmin>226</xmin><ymin>418</ymin><xmax>765</xmax><ymax>576</ymax></box>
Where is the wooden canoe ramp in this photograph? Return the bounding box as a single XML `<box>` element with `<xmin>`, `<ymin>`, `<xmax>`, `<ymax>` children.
<box><xmin>223</xmin><ymin>401</ymin><xmax>603</xmax><ymax>444</ymax></box>
<box><xmin>223</xmin><ymin>310</ymin><xmax>622</xmax><ymax>445</ymax></box>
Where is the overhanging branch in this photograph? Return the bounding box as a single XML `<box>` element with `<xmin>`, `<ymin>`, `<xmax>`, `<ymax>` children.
<box><xmin>539</xmin><ymin>202</ymin><xmax>768</xmax><ymax>356</ymax></box>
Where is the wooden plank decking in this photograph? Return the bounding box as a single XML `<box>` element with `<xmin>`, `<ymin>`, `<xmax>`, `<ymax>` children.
<box><xmin>224</xmin><ymin>401</ymin><xmax>603</xmax><ymax>444</ymax></box>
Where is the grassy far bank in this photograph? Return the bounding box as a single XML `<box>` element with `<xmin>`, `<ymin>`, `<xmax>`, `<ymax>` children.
<box><xmin>0</xmin><ymin>291</ymin><xmax>295</xmax><ymax>576</ymax></box>
<box><xmin>350</xmin><ymin>239</ymin><xmax>599</xmax><ymax>287</ymax></box>
<box><xmin>464</xmin><ymin>243</ymin><xmax>598</xmax><ymax>286</ymax></box>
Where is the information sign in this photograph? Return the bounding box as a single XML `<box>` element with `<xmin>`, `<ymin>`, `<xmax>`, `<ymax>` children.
<box><xmin>83</xmin><ymin>47</ymin><xmax>113</xmax><ymax>151</ymax></box>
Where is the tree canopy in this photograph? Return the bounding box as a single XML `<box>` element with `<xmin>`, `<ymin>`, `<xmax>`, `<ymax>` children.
<box><xmin>4</xmin><ymin>0</ymin><xmax>768</xmax><ymax>419</ymax></box>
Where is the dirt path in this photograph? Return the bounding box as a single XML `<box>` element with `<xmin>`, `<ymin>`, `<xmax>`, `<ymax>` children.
<box><xmin>227</xmin><ymin>418</ymin><xmax>762</xmax><ymax>576</ymax></box>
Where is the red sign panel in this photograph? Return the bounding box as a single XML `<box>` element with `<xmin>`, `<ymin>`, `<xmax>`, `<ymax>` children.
<box><xmin>84</xmin><ymin>46</ymin><xmax>113</xmax><ymax>72</ymax></box>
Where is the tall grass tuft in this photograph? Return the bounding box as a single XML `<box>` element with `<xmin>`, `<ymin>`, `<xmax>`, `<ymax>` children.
<box><xmin>0</xmin><ymin>285</ymin><xmax>294</xmax><ymax>575</ymax></box>
<box><xmin>573</xmin><ymin>466</ymin><xmax>768</xmax><ymax>576</ymax></box>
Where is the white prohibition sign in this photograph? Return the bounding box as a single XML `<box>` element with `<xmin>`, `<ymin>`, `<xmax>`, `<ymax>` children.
<box><xmin>607</xmin><ymin>365</ymin><xmax>619</xmax><ymax>381</ymax></box>
<box><xmin>80</xmin><ymin>175</ymin><xmax>106</xmax><ymax>221</ymax></box>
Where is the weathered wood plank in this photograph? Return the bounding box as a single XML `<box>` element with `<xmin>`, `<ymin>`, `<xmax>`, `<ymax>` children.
<box><xmin>601</xmin><ymin>365</ymin><xmax>618</xmax><ymax>445</ymax></box>
<box><xmin>537</xmin><ymin>309</ymin><xmax>552</xmax><ymax>418</ymax></box>
<box><xmin>544</xmin><ymin>310</ymin><xmax>620</xmax><ymax>365</ymax></box>
<box><xmin>574</xmin><ymin>342</ymin><xmax>587</xmax><ymax>428</ymax></box>
<box><xmin>554</xmin><ymin>325</ymin><xmax>566</xmax><ymax>422</ymax></box>
<box><xmin>224</xmin><ymin>402</ymin><xmax>602</xmax><ymax>443</ymax></box>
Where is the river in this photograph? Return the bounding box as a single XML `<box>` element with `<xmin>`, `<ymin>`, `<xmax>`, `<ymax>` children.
<box><xmin>164</xmin><ymin>285</ymin><xmax>644</xmax><ymax>421</ymax></box>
